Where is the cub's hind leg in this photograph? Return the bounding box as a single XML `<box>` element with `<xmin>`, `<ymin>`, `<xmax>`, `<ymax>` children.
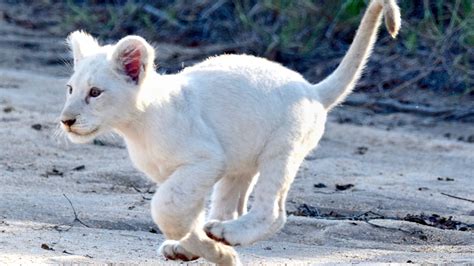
<box><xmin>204</xmin><ymin>102</ymin><xmax>325</xmax><ymax>247</ymax></box>
<box><xmin>205</xmin><ymin>153</ymin><xmax>304</xmax><ymax>246</ymax></box>
<box><xmin>208</xmin><ymin>172</ymin><xmax>257</xmax><ymax>221</ymax></box>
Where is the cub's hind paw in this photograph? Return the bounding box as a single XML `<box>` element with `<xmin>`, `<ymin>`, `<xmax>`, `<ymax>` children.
<box><xmin>159</xmin><ymin>240</ymin><xmax>199</xmax><ymax>261</ymax></box>
<box><xmin>204</xmin><ymin>220</ymin><xmax>237</xmax><ymax>246</ymax></box>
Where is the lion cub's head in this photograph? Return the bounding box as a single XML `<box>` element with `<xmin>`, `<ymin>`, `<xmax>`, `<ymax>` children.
<box><xmin>60</xmin><ymin>31</ymin><xmax>155</xmax><ymax>143</ymax></box>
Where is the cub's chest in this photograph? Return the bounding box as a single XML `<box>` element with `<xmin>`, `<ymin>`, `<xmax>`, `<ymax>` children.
<box><xmin>126</xmin><ymin>140</ymin><xmax>173</xmax><ymax>183</ymax></box>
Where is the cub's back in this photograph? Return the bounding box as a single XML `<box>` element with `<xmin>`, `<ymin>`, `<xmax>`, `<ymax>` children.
<box><xmin>182</xmin><ymin>54</ymin><xmax>308</xmax><ymax>86</ymax></box>
<box><xmin>176</xmin><ymin>54</ymin><xmax>318</xmax><ymax>168</ymax></box>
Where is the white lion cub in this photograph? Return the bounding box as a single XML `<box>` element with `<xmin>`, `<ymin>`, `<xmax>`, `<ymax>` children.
<box><xmin>60</xmin><ymin>0</ymin><xmax>400</xmax><ymax>265</ymax></box>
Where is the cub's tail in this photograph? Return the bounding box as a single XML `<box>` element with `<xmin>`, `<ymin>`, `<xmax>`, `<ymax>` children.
<box><xmin>314</xmin><ymin>0</ymin><xmax>401</xmax><ymax>110</ymax></box>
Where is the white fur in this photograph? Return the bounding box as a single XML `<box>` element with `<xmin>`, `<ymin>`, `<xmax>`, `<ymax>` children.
<box><xmin>60</xmin><ymin>1</ymin><xmax>401</xmax><ymax>265</ymax></box>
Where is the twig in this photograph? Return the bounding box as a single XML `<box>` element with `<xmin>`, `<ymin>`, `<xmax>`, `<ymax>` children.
<box><xmin>312</xmin><ymin>191</ymin><xmax>336</xmax><ymax>195</ymax></box>
<box><xmin>441</xmin><ymin>192</ymin><xmax>474</xmax><ymax>203</ymax></box>
<box><xmin>143</xmin><ymin>4</ymin><xmax>184</xmax><ymax>29</ymax></box>
<box><xmin>201</xmin><ymin>0</ymin><xmax>226</xmax><ymax>18</ymax></box>
<box><xmin>130</xmin><ymin>185</ymin><xmax>144</xmax><ymax>193</ymax></box>
<box><xmin>344</xmin><ymin>94</ymin><xmax>453</xmax><ymax>116</ymax></box>
<box><xmin>63</xmin><ymin>194</ymin><xmax>90</xmax><ymax>228</ymax></box>
<box><xmin>365</xmin><ymin>220</ymin><xmax>404</xmax><ymax>232</ymax></box>
<box><xmin>390</xmin><ymin>66</ymin><xmax>437</xmax><ymax>95</ymax></box>
<box><xmin>364</xmin><ymin>220</ymin><xmax>428</xmax><ymax>240</ymax></box>
<box><xmin>316</xmin><ymin>210</ymin><xmax>429</xmax><ymax>239</ymax></box>
<box><xmin>442</xmin><ymin>110</ymin><xmax>474</xmax><ymax>122</ymax></box>
<box><xmin>353</xmin><ymin>210</ymin><xmax>386</xmax><ymax>220</ymax></box>
<box><xmin>344</xmin><ymin>94</ymin><xmax>474</xmax><ymax>122</ymax></box>
<box><xmin>130</xmin><ymin>185</ymin><xmax>154</xmax><ymax>200</ymax></box>
<box><xmin>62</xmin><ymin>250</ymin><xmax>75</xmax><ymax>255</ymax></box>
<box><xmin>53</xmin><ymin>224</ymin><xmax>73</xmax><ymax>232</ymax></box>
<box><xmin>142</xmin><ymin>195</ymin><xmax>152</xmax><ymax>201</ymax></box>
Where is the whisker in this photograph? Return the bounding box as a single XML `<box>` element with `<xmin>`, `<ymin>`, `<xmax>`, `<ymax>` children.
<box><xmin>53</xmin><ymin>124</ymin><xmax>69</xmax><ymax>147</ymax></box>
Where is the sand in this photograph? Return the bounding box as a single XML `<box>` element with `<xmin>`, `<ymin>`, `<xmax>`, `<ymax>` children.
<box><xmin>0</xmin><ymin>17</ymin><xmax>473</xmax><ymax>264</ymax></box>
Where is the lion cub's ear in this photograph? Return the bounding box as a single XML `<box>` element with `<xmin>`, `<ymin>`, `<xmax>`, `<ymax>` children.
<box><xmin>67</xmin><ymin>30</ymin><xmax>100</xmax><ymax>70</ymax></box>
<box><xmin>110</xmin><ymin>36</ymin><xmax>155</xmax><ymax>85</ymax></box>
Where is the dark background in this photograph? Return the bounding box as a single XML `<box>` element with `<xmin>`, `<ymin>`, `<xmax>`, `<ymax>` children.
<box><xmin>1</xmin><ymin>0</ymin><xmax>473</xmax><ymax>119</ymax></box>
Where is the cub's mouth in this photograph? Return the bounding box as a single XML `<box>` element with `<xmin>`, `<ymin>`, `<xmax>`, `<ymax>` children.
<box><xmin>68</xmin><ymin>127</ymin><xmax>100</xmax><ymax>137</ymax></box>
<box><xmin>64</xmin><ymin>126</ymin><xmax>101</xmax><ymax>143</ymax></box>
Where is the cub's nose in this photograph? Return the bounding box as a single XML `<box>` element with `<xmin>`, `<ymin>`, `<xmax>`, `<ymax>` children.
<box><xmin>61</xmin><ymin>118</ymin><xmax>76</xmax><ymax>127</ymax></box>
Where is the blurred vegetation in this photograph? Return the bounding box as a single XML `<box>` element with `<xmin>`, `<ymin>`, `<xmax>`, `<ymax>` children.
<box><xmin>5</xmin><ymin>0</ymin><xmax>474</xmax><ymax>96</ymax></box>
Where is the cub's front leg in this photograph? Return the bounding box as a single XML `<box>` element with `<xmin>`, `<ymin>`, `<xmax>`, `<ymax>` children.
<box><xmin>150</xmin><ymin>154</ymin><xmax>240</xmax><ymax>265</ymax></box>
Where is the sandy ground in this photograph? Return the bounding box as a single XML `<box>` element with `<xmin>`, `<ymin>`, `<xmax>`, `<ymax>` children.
<box><xmin>0</xmin><ymin>17</ymin><xmax>473</xmax><ymax>264</ymax></box>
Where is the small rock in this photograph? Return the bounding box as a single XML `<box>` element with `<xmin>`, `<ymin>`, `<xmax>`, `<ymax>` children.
<box><xmin>467</xmin><ymin>135</ymin><xmax>474</xmax><ymax>143</ymax></box>
<box><xmin>31</xmin><ymin>124</ymin><xmax>42</xmax><ymax>131</ymax></box>
<box><xmin>263</xmin><ymin>246</ymin><xmax>272</xmax><ymax>250</ymax></box>
<box><xmin>290</xmin><ymin>203</ymin><xmax>320</xmax><ymax>217</ymax></box>
<box><xmin>93</xmin><ymin>139</ymin><xmax>106</xmax><ymax>146</ymax></box>
<box><xmin>42</xmin><ymin>167</ymin><xmax>63</xmax><ymax>177</ymax></box>
<box><xmin>328</xmin><ymin>210</ymin><xmax>344</xmax><ymax>218</ymax></box>
<box><xmin>355</xmin><ymin>146</ymin><xmax>368</xmax><ymax>155</ymax></box>
<box><xmin>335</xmin><ymin>184</ymin><xmax>354</xmax><ymax>191</ymax></box>
<box><xmin>313</xmin><ymin>183</ymin><xmax>327</xmax><ymax>188</ymax></box>
<box><xmin>41</xmin><ymin>243</ymin><xmax>54</xmax><ymax>251</ymax></box>
<box><xmin>337</xmin><ymin>117</ymin><xmax>352</xmax><ymax>124</ymax></box>
<box><xmin>437</xmin><ymin>177</ymin><xmax>454</xmax><ymax>181</ymax></box>
<box><xmin>72</xmin><ymin>165</ymin><xmax>85</xmax><ymax>171</ymax></box>
<box><xmin>3</xmin><ymin>106</ymin><xmax>13</xmax><ymax>113</ymax></box>
<box><xmin>418</xmin><ymin>187</ymin><xmax>429</xmax><ymax>191</ymax></box>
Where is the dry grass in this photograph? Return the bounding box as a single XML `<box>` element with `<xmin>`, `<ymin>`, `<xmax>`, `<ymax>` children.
<box><xmin>4</xmin><ymin>0</ymin><xmax>473</xmax><ymax>96</ymax></box>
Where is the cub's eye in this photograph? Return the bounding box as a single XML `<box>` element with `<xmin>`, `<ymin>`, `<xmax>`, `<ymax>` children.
<box><xmin>67</xmin><ymin>85</ymin><xmax>73</xmax><ymax>95</ymax></box>
<box><xmin>89</xmin><ymin>87</ymin><xmax>102</xmax><ymax>98</ymax></box>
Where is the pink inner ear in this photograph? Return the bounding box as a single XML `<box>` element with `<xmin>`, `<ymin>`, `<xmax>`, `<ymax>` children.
<box><xmin>123</xmin><ymin>48</ymin><xmax>141</xmax><ymax>83</ymax></box>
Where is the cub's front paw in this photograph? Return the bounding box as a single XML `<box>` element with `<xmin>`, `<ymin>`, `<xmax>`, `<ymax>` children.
<box><xmin>159</xmin><ymin>240</ymin><xmax>199</xmax><ymax>261</ymax></box>
<box><xmin>204</xmin><ymin>220</ymin><xmax>239</xmax><ymax>246</ymax></box>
